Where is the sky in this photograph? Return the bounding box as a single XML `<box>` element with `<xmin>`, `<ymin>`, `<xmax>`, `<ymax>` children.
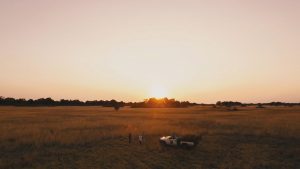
<box><xmin>0</xmin><ymin>0</ymin><xmax>299</xmax><ymax>103</ymax></box>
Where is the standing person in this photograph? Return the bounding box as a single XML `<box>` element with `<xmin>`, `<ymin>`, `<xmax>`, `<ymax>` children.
<box><xmin>138</xmin><ymin>134</ymin><xmax>143</xmax><ymax>144</ymax></box>
<box><xmin>172</xmin><ymin>132</ymin><xmax>177</xmax><ymax>139</ymax></box>
<box><xmin>128</xmin><ymin>133</ymin><xmax>132</xmax><ymax>144</ymax></box>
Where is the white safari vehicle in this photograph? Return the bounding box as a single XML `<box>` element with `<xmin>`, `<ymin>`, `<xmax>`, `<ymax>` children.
<box><xmin>159</xmin><ymin>135</ymin><xmax>201</xmax><ymax>148</ymax></box>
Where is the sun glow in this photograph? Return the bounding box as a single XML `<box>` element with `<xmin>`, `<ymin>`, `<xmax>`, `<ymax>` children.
<box><xmin>149</xmin><ymin>85</ymin><xmax>168</xmax><ymax>98</ymax></box>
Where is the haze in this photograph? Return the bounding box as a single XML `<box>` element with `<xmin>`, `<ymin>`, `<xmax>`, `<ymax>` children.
<box><xmin>0</xmin><ymin>0</ymin><xmax>299</xmax><ymax>103</ymax></box>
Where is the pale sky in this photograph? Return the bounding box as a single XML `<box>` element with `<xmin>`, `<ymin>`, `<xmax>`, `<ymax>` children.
<box><xmin>0</xmin><ymin>0</ymin><xmax>299</xmax><ymax>103</ymax></box>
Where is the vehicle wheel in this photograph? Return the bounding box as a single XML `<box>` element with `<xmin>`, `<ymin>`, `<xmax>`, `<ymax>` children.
<box><xmin>181</xmin><ymin>143</ymin><xmax>188</xmax><ymax>149</ymax></box>
<box><xmin>160</xmin><ymin>140</ymin><xmax>166</xmax><ymax>146</ymax></box>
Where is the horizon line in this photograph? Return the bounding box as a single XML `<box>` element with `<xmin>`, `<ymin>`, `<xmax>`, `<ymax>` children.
<box><xmin>1</xmin><ymin>96</ymin><xmax>299</xmax><ymax>104</ymax></box>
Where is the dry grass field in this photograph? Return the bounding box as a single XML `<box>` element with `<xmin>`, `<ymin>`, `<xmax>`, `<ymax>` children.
<box><xmin>0</xmin><ymin>106</ymin><xmax>299</xmax><ymax>169</ymax></box>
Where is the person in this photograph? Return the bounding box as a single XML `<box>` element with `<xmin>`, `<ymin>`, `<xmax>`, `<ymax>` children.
<box><xmin>138</xmin><ymin>134</ymin><xmax>143</xmax><ymax>144</ymax></box>
<box><xmin>128</xmin><ymin>133</ymin><xmax>132</xmax><ymax>144</ymax></box>
<box><xmin>172</xmin><ymin>132</ymin><xmax>177</xmax><ymax>139</ymax></box>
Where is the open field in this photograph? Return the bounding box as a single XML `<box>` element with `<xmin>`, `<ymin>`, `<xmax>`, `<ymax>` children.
<box><xmin>0</xmin><ymin>106</ymin><xmax>299</xmax><ymax>169</ymax></box>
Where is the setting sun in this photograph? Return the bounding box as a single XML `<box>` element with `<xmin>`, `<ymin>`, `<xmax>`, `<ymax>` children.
<box><xmin>149</xmin><ymin>85</ymin><xmax>168</xmax><ymax>98</ymax></box>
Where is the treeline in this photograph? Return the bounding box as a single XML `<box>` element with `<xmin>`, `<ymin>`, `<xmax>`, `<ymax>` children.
<box><xmin>130</xmin><ymin>98</ymin><xmax>198</xmax><ymax>108</ymax></box>
<box><xmin>215</xmin><ymin>101</ymin><xmax>300</xmax><ymax>107</ymax></box>
<box><xmin>263</xmin><ymin>102</ymin><xmax>300</xmax><ymax>106</ymax></box>
<box><xmin>0</xmin><ymin>97</ymin><xmax>125</xmax><ymax>107</ymax></box>
<box><xmin>1</xmin><ymin>96</ymin><xmax>299</xmax><ymax>108</ymax></box>
<box><xmin>0</xmin><ymin>96</ymin><xmax>196</xmax><ymax>108</ymax></box>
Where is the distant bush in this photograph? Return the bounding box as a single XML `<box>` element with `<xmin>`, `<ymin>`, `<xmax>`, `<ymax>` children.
<box><xmin>228</xmin><ymin>107</ymin><xmax>238</xmax><ymax>111</ymax></box>
<box><xmin>114</xmin><ymin>104</ymin><xmax>120</xmax><ymax>111</ymax></box>
<box><xmin>256</xmin><ymin>103</ymin><xmax>265</xmax><ymax>108</ymax></box>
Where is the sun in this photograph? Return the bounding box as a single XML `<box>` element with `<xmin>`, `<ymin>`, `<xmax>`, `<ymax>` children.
<box><xmin>149</xmin><ymin>85</ymin><xmax>168</xmax><ymax>98</ymax></box>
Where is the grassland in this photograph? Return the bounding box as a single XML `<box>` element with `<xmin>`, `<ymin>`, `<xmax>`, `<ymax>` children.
<box><xmin>0</xmin><ymin>106</ymin><xmax>299</xmax><ymax>169</ymax></box>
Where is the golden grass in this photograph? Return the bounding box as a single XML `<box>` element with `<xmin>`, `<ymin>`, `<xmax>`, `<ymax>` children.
<box><xmin>0</xmin><ymin>106</ymin><xmax>299</xmax><ymax>169</ymax></box>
